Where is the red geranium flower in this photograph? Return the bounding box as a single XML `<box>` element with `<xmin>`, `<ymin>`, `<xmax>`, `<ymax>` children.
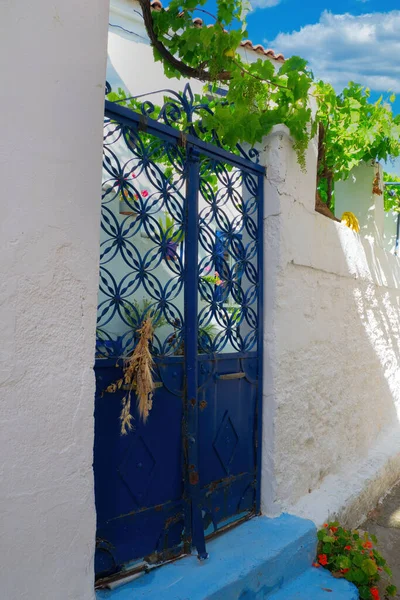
<box><xmin>330</xmin><ymin>526</ymin><xmax>338</xmax><ymax>533</ymax></box>
<box><xmin>370</xmin><ymin>587</ymin><xmax>380</xmax><ymax>600</ymax></box>
<box><xmin>344</xmin><ymin>545</ymin><xmax>352</xmax><ymax>551</ymax></box>
<box><xmin>363</xmin><ymin>541</ymin><xmax>373</xmax><ymax>549</ymax></box>
<box><xmin>318</xmin><ymin>554</ymin><xmax>328</xmax><ymax>566</ymax></box>
<box><xmin>141</xmin><ymin>190</ymin><xmax>149</xmax><ymax>198</ymax></box>
<box><xmin>340</xmin><ymin>568</ymin><xmax>349</xmax><ymax>574</ymax></box>
<box><xmin>323</xmin><ymin>523</ymin><xmax>328</xmax><ymax>528</ymax></box>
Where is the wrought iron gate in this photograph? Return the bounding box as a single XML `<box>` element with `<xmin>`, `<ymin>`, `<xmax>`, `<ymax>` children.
<box><xmin>94</xmin><ymin>85</ymin><xmax>265</xmax><ymax>583</ymax></box>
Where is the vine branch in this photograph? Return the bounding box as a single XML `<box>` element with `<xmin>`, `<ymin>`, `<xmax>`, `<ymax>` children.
<box><xmin>138</xmin><ymin>0</ymin><xmax>230</xmax><ymax>81</ymax></box>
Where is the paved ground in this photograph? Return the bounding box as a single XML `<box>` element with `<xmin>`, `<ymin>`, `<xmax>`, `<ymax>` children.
<box><xmin>361</xmin><ymin>481</ymin><xmax>400</xmax><ymax>598</ymax></box>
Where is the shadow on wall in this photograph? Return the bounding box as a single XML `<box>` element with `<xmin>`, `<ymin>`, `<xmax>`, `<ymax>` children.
<box><xmin>265</xmin><ymin>136</ymin><xmax>400</xmax><ymax>526</ymax></box>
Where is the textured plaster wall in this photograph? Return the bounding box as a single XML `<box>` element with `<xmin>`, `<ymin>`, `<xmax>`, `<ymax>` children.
<box><xmin>0</xmin><ymin>2</ymin><xmax>109</xmax><ymax>599</ymax></box>
<box><xmin>261</xmin><ymin>130</ymin><xmax>400</xmax><ymax>526</ymax></box>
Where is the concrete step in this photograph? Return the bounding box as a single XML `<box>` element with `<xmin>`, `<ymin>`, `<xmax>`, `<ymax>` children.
<box><xmin>96</xmin><ymin>513</ymin><xmax>318</xmax><ymax>600</ymax></box>
<box><xmin>267</xmin><ymin>567</ymin><xmax>358</xmax><ymax>600</ymax></box>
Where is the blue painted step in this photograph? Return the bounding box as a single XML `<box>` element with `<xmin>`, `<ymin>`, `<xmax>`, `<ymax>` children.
<box><xmin>267</xmin><ymin>567</ymin><xmax>358</xmax><ymax>599</ymax></box>
<box><xmin>97</xmin><ymin>514</ymin><xmax>317</xmax><ymax>600</ymax></box>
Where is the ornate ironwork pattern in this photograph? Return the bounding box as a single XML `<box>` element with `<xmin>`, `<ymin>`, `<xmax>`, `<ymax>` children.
<box><xmin>97</xmin><ymin>85</ymin><xmax>261</xmax><ymax>359</ymax></box>
<box><xmin>197</xmin><ymin>158</ymin><xmax>259</xmax><ymax>353</ymax></box>
<box><xmin>97</xmin><ymin>122</ymin><xmax>187</xmax><ymax>357</ymax></box>
<box><xmin>107</xmin><ymin>84</ymin><xmax>260</xmax><ymax>164</ymax></box>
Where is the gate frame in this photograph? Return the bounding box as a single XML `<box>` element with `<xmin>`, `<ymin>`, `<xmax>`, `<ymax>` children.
<box><xmin>97</xmin><ymin>95</ymin><xmax>265</xmax><ymax>572</ymax></box>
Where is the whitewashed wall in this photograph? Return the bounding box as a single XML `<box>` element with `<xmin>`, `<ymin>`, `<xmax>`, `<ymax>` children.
<box><xmin>384</xmin><ymin>211</ymin><xmax>399</xmax><ymax>254</ymax></box>
<box><xmin>0</xmin><ymin>1</ymin><xmax>109</xmax><ymax>599</ymax></box>
<box><xmin>262</xmin><ymin>132</ymin><xmax>400</xmax><ymax>526</ymax></box>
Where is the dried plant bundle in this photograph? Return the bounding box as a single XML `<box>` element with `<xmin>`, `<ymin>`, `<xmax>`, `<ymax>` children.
<box><xmin>105</xmin><ymin>318</ymin><xmax>155</xmax><ymax>434</ymax></box>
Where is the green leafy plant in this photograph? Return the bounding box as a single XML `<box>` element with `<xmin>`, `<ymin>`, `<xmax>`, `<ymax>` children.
<box><xmin>110</xmin><ymin>1</ymin><xmax>400</xmax><ymax>215</ymax></box>
<box><xmin>315</xmin><ymin>522</ymin><xmax>397</xmax><ymax>599</ymax></box>
<box><xmin>125</xmin><ymin>298</ymin><xmax>167</xmax><ymax>330</ymax></box>
<box><xmin>226</xmin><ymin>305</ymin><xmax>241</xmax><ymax>323</ymax></box>
<box><xmin>132</xmin><ymin>0</ymin><xmax>314</xmax><ymax>168</ymax></box>
<box><xmin>316</xmin><ymin>82</ymin><xmax>400</xmax><ymax>210</ymax></box>
<box><xmin>200</xmin><ymin>266</ymin><xmax>223</xmax><ymax>286</ymax></box>
<box><xmin>158</xmin><ymin>213</ymin><xmax>184</xmax><ymax>243</ymax></box>
<box><xmin>383</xmin><ymin>172</ymin><xmax>400</xmax><ymax>213</ymax></box>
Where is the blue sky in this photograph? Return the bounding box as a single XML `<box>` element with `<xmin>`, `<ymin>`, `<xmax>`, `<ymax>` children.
<box><xmin>246</xmin><ymin>1</ymin><xmax>400</xmax><ymax>112</ymax></box>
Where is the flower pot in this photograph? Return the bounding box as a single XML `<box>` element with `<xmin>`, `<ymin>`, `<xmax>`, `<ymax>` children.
<box><xmin>119</xmin><ymin>192</ymin><xmax>138</xmax><ymax>216</ymax></box>
<box><xmin>165</xmin><ymin>240</ymin><xmax>179</xmax><ymax>260</ymax></box>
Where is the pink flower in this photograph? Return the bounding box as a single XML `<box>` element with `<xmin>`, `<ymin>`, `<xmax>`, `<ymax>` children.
<box><xmin>204</xmin><ymin>266</ymin><xmax>211</xmax><ymax>273</ymax></box>
<box><xmin>141</xmin><ymin>190</ymin><xmax>149</xmax><ymax>198</ymax></box>
<box><xmin>131</xmin><ymin>172</ymin><xmax>136</xmax><ymax>178</ymax></box>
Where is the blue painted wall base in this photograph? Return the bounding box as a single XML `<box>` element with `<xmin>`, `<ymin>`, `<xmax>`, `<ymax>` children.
<box><xmin>96</xmin><ymin>514</ymin><xmax>358</xmax><ymax>599</ymax></box>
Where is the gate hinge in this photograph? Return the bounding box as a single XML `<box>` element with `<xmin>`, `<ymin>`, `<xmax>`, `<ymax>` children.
<box><xmin>178</xmin><ymin>132</ymin><xmax>187</xmax><ymax>149</ymax></box>
<box><xmin>138</xmin><ymin>114</ymin><xmax>148</xmax><ymax>133</ymax></box>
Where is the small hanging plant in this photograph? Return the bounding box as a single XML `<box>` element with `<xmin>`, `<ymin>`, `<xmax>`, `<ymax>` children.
<box><xmin>105</xmin><ymin>318</ymin><xmax>155</xmax><ymax>433</ymax></box>
<box><xmin>314</xmin><ymin>522</ymin><xmax>397</xmax><ymax>599</ymax></box>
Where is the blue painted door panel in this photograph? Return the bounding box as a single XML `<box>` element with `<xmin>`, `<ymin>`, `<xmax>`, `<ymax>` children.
<box><xmin>197</xmin><ymin>354</ymin><xmax>258</xmax><ymax>534</ymax></box>
<box><xmin>94</xmin><ymin>359</ymin><xmax>185</xmax><ymax>575</ymax></box>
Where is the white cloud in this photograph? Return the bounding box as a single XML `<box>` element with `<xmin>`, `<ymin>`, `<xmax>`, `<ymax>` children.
<box><xmin>265</xmin><ymin>10</ymin><xmax>400</xmax><ymax>93</ymax></box>
<box><xmin>251</xmin><ymin>0</ymin><xmax>281</xmax><ymax>10</ymax></box>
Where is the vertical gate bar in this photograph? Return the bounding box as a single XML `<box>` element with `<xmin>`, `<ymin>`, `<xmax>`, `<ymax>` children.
<box><xmin>255</xmin><ymin>171</ymin><xmax>265</xmax><ymax>513</ymax></box>
<box><xmin>183</xmin><ymin>145</ymin><xmax>208</xmax><ymax>559</ymax></box>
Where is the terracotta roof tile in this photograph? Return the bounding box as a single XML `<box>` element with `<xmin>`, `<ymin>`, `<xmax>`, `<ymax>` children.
<box><xmin>239</xmin><ymin>40</ymin><xmax>284</xmax><ymax>61</ymax></box>
<box><xmin>149</xmin><ymin>1</ymin><xmax>285</xmax><ymax>61</ymax></box>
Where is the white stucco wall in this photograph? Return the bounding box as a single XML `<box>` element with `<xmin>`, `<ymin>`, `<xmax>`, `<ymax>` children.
<box><xmin>261</xmin><ymin>131</ymin><xmax>400</xmax><ymax>526</ymax></box>
<box><xmin>383</xmin><ymin>211</ymin><xmax>399</xmax><ymax>254</ymax></box>
<box><xmin>0</xmin><ymin>2</ymin><xmax>109</xmax><ymax>599</ymax></box>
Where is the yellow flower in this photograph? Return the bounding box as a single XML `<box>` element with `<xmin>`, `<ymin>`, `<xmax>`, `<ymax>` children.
<box><xmin>341</xmin><ymin>211</ymin><xmax>360</xmax><ymax>233</ymax></box>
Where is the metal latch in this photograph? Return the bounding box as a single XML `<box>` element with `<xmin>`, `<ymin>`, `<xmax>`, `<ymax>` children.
<box><xmin>215</xmin><ymin>372</ymin><xmax>245</xmax><ymax>380</ymax></box>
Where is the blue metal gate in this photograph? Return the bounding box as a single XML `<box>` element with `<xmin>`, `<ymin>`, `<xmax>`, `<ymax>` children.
<box><xmin>94</xmin><ymin>85</ymin><xmax>265</xmax><ymax>583</ymax></box>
